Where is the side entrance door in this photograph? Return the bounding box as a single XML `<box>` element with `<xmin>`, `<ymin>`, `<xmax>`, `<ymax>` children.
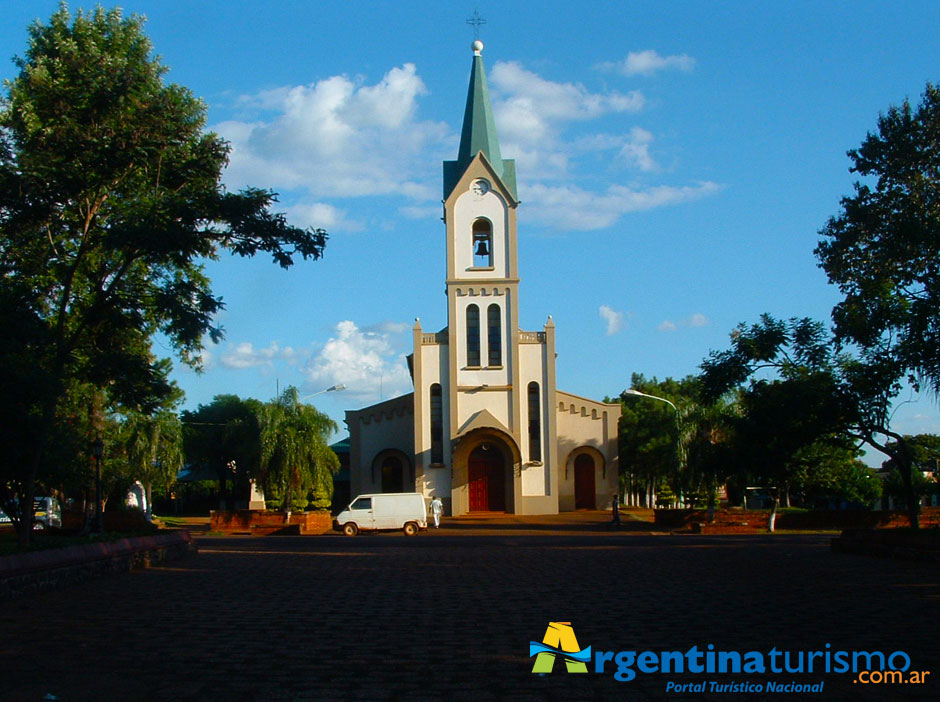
<box><xmin>574</xmin><ymin>454</ymin><xmax>596</xmax><ymax>509</ymax></box>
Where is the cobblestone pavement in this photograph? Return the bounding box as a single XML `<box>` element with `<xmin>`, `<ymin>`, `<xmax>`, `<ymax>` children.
<box><xmin>1</xmin><ymin>514</ymin><xmax>937</xmax><ymax>702</ymax></box>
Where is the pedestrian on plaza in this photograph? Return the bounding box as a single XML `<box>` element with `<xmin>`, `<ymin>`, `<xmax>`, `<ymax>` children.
<box><xmin>429</xmin><ymin>495</ymin><xmax>443</xmax><ymax>528</ymax></box>
<box><xmin>610</xmin><ymin>493</ymin><xmax>621</xmax><ymax>529</ymax></box>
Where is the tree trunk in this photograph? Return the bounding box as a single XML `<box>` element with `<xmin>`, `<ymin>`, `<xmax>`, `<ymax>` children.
<box><xmin>897</xmin><ymin>449</ymin><xmax>920</xmax><ymax>530</ymax></box>
<box><xmin>780</xmin><ymin>481</ymin><xmax>791</xmax><ymax>508</ymax></box>
<box><xmin>707</xmin><ymin>475</ymin><xmax>716</xmax><ymax>523</ymax></box>
<box><xmin>768</xmin><ymin>494</ymin><xmax>778</xmax><ymax>533</ymax></box>
<box><xmin>144</xmin><ymin>480</ymin><xmax>153</xmax><ymax>521</ymax></box>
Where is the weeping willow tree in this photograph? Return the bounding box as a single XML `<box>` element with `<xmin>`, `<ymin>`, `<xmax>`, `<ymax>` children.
<box><xmin>258</xmin><ymin>387</ymin><xmax>339</xmax><ymax>517</ymax></box>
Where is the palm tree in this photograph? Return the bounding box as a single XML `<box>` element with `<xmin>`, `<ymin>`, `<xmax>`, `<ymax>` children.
<box><xmin>123</xmin><ymin>410</ymin><xmax>184</xmax><ymax>520</ymax></box>
<box><xmin>258</xmin><ymin>387</ymin><xmax>339</xmax><ymax>520</ymax></box>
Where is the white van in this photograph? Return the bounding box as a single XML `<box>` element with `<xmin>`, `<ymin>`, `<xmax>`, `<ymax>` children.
<box><xmin>334</xmin><ymin>493</ymin><xmax>427</xmax><ymax>536</ymax></box>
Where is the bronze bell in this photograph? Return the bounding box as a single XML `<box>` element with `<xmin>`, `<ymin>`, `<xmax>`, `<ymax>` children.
<box><xmin>474</xmin><ymin>240</ymin><xmax>489</xmax><ymax>257</ymax></box>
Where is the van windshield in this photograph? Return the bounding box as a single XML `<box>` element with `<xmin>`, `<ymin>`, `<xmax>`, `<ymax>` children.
<box><xmin>350</xmin><ymin>498</ymin><xmax>372</xmax><ymax>511</ymax></box>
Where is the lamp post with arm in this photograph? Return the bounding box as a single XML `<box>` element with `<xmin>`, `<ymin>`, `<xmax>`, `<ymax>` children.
<box><xmin>299</xmin><ymin>384</ymin><xmax>346</xmax><ymax>403</ymax></box>
<box><xmin>623</xmin><ymin>389</ymin><xmax>682</xmax><ymax>509</ymax></box>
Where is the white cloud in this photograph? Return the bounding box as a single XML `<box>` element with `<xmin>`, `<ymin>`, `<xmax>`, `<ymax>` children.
<box><xmin>220</xmin><ymin>341</ymin><xmax>300</xmax><ymax>369</ymax></box>
<box><xmin>599</xmin><ymin>305</ymin><xmax>625</xmax><ymax>335</ymax></box>
<box><xmin>302</xmin><ymin>320</ymin><xmax>412</xmax><ymax>403</ymax></box>
<box><xmin>489</xmin><ymin>60</ymin><xmax>645</xmax><ymax>178</ymax></box>
<box><xmin>658</xmin><ymin>314</ymin><xmax>708</xmax><ymax>333</ymax></box>
<box><xmin>599</xmin><ymin>50</ymin><xmax>696</xmax><ymax>77</ymax></box>
<box><xmin>214</xmin><ymin>63</ymin><xmax>449</xmax><ymax>201</ymax></box>
<box><xmin>521</xmin><ymin>181</ymin><xmax>722</xmax><ymax>231</ymax></box>
<box><xmin>282</xmin><ymin>202</ymin><xmax>363</xmax><ymax>232</ymax></box>
<box><xmin>399</xmin><ymin>204</ymin><xmax>441</xmax><ymax>220</ymax></box>
<box><xmin>620</xmin><ymin>127</ymin><xmax>656</xmax><ymax>171</ymax></box>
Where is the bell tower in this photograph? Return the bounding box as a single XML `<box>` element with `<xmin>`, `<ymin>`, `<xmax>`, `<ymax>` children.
<box><xmin>442</xmin><ymin>40</ymin><xmax>524</xmax><ymax>440</ymax></box>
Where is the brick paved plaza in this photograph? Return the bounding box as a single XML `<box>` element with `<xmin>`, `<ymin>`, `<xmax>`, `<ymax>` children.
<box><xmin>1</xmin><ymin>515</ymin><xmax>937</xmax><ymax>701</ymax></box>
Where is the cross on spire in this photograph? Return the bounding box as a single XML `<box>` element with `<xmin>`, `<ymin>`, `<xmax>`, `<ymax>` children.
<box><xmin>466</xmin><ymin>9</ymin><xmax>486</xmax><ymax>39</ymax></box>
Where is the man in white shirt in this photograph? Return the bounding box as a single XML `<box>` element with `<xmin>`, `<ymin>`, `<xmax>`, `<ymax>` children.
<box><xmin>429</xmin><ymin>495</ymin><xmax>443</xmax><ymax>528</ymax></box>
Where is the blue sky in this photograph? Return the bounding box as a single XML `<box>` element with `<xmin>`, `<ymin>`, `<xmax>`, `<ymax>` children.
<box><xmin>2</xmin><ymin>1</ymin><xmax>939</xmax><ymax>463</ymax></box>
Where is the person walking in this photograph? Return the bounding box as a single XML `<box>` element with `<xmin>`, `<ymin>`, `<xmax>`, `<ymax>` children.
<box><xmin>429</xmin><ymin>495</ymin><xmax>443</xmax><ymax>528</ymax></box>
<box><xmin>610</xmin><ymin>493</ymin><xmax>621</xmax><ymax>529</ymax></box>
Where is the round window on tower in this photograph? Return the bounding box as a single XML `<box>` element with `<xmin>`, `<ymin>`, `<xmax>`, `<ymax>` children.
<box><xmin>471</xmin><ymin>179</ymin><xmax>490</xmax><ymax>197</ymax></box>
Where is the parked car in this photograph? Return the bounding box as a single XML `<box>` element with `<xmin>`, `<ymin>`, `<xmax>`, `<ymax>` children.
<box><xmin>333</xmin><ymin>493</ymin><xmax>427</xmax><ymax>536</ymax></box>
<box><xmin>33</xmin><ymin>497</ymin><xmax>63</xmax><ymax>529</ymax></box>
<box><xmin>0</xmin><ymin>497</ymin><xmax>62</xmax><ymax>529</ymax></box>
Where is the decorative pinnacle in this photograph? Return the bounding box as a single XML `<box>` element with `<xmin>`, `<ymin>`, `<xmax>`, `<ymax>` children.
<box><xmin>472</xmin><ymin>39</ymin><xmax>483</xmax><ymax>55</ymax></box>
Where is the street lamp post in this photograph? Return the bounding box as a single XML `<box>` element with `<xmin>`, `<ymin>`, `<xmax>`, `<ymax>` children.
<box><xmin>91</xmin><ymin>436</ymin><xmax>104</xmax><ymax>532</ymax></box>
<box><xmin>300</xmin><ymin>383</ymin><xmax>346</xmax><ymax>402</ymax></box>
<box><xmin>623</xmin><ymin>389</ymin><xmax>682</xmax><ymax>509</ymax></box>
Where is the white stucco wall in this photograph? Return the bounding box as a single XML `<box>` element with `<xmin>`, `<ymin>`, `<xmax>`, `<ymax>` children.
<box><xmin>348</xmin><ymin>396</ymin><xmax>415</xmax><ymax>498</ymax></box>
<box><xmin>555</xmin><ymin>391</ymin><xmax>620</xmax><ymax>511</ymax></box>
<box><xmin>452</xmin><ymin>184</ymin><xmax>510</xmax><ymax>279</ymax></box>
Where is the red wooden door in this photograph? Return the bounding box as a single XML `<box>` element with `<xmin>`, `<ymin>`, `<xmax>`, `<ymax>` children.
<box><xmin>469</xmin><ymin>456</ymin><xmax>488</xmax><ymax>511</ymax></box>
<box><xmin>574</xmin><ymin>454</ymin><xmax>596</xmax><ymax>509</ymax></box>
<box><xmin>469</xmin><ymin>447</ymin><xmax>505</xmax><ymax>511</ymax></box>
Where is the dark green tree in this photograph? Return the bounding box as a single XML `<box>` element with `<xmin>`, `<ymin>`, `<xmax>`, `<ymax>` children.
<box><xmin>0</xmin><ymin>6</ymin><xmax>328</xmax><ymax>544</ymax></box>
<box><xmin>881</xmin><ymin>434</ymin><xmax>940</xmax><ymax>508</ymax></box>
<box><xmin>815</xmin><ymin>83</ymin><xmax>940</xmax><ymax>529</ymax></box>
<box><xmin>615</xmin><ymin>373</ymin><xmax>693</xmax><ymax>508</ymax></box>
<box><xmin>816</xmin><ymin>83</ymin><xmax>940</xmax><ymax>392</ymax></box>
<box><xmin>181</xmin><ymin>395</ymin><xmax>263</xmax><ymax>509</ymax></box>
<box><xmin>701</xmin><ymin>316</ymin><xmax>857</xmax><ymax>528</ymax></box>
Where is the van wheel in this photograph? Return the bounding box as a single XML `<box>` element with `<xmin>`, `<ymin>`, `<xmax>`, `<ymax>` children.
<box><xmin>403</xmin><ymin>522</ymin><xmax>418</xmax><ymax>536</ymax></box>
<box><xmin>342</xmin><ymin>523</ymin><xmax>359</xmax><ymax>537</ymax></box>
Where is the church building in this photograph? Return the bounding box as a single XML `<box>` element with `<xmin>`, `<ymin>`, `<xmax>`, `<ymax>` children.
<box><xmin>345</xmin><ymin>40</ymin><xmax>620</xmax><ymax>515</ymax></box>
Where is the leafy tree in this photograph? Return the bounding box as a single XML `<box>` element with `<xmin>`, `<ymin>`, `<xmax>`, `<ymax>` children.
<box><xmin>181</xmin><ymin>395</ymin><xmax>262</xmax><ymax>509</ymax></box>
<box><xmin>0</xmin><ymin>7</ymin><xmax>328</xmax><ymax>543</ymax></box>
<box><xmin>790</xmin><ymin>442</ymin><xmax>881</xmax><ymax>507</ymax></box>
<box><xmin>816</xmin><ymin>83</ymin><xmax>940</xmax><ymax>393</ymax></box>
<box><xmin>258</xmin><ymin>387</ymin><xmax>339</xmax><ymax>517</ymax></box>
<box><xmin>699</xmin><ymin>314</ymin><xmax>932</xmax><ymax>527</ymax></box>
<box><xmin>700</xmin><ymin>316</ymin><xmax>858</xmax><ymax>528</ymax></box>
<box><xmin>815</xmin><ymin>83</ymin><xmax>940</xmax><ymax>529</ymax></box>
<box><xmin>881</xmin><ymin>434</ymin><xmax>940</xmax><ymax>508</ymax></box>
<box><xmin>615</xmin><ymin>374</ymin><xmax>701</xmax><ymax>508</ymax></box>
<box><xmin>122</xmin><ymin>409</ymin><xmax>183</xmax><ymax>519</ymax></box>
<box><xmin>683</xmin><ymin>396</ymin><xmax>738</xmax><ymax>519</ymax></box>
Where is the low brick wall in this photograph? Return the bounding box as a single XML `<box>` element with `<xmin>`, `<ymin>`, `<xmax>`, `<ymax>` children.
<box><xmin>831</xmin><ymin>528</ymin><xmax>940</xmax><ymax>563</ymax></box>
<box><xmin>210</xmin><ymin>510</ymin><xmax>333</xmax><ymax>535</ymax></box>
<box><xmin>0</xmin><ymin>531</ymin><xmax>196</xmax><ymax>600</ymax></box>
<box><xmin>657</xmin><ymin>507</ymin><xmax>940</xmax><ymax>531</ymax></box>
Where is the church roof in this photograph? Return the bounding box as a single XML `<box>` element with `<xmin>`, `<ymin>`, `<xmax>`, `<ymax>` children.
<box><xmin>443</xmin><ymin>41</ymin><xmax>517</xmax><ymax>200</ymax></box>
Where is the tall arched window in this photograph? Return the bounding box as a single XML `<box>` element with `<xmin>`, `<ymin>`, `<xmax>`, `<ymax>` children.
<box><xmin>472</xmin><ymin>219</ymin><xmax>492</xmax><ymax>267</ymax></box>
<box><xmin>430</xmin><ymin>384</ymin><xmax>443</xmax><ymax>464</ymax></box>
<box><xmin>487</xmin><ymin>304</ymin><xmax>502</xmax><ymax>367</ymax></box>
<box><xmin>466</xmin><ymin>304</ymin><xmax>480</xmax><ymax>367</ymax></box>
<box><xmin>528</xmin><ymin>382</ymin><xmax>541</xmax><ymax>462</ymax></box>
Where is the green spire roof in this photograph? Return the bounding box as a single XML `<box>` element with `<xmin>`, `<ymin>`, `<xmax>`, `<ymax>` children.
<box><xmin>458</xmin><ymin>49</ymin><xmax>503</xmax><ymax>175</ymax></box>
<box><xmin>443</xmin><ymin>41</ymin><xmax>517</xmax><ymax>200</ymax></box>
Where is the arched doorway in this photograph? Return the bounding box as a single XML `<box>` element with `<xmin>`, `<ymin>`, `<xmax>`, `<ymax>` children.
<box><xmin>574</xmin><ymin>453</ymin><xmax>596</xmax><ymax>509</ymax></box>
<box><xmin>468</xmin><ymin>444</ymin><xmax>506</xmax><ymax>511</ymax></box>
<box><xmin>380</xmin><ymin>456</ymin><xmax>404</xmax><ymax>493</ymax></box>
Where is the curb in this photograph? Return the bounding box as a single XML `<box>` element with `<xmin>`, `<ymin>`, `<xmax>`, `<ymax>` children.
<box><xmin>0</xmin><ymin>530</ymin><xmax>197</xmax><ymax>600</ymax></box>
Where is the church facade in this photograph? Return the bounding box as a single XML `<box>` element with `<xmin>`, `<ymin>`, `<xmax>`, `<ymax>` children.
<box><xmin>345</xmin><ymin>41</ymin><xmax>620</xmax><ymax>515</ymax></box>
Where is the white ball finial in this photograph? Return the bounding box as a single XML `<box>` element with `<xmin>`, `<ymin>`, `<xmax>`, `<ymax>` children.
<box><xmin>472</xmin><ymin>39</ymin><xmax>483</xmax><ymax>56</ymax></box>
